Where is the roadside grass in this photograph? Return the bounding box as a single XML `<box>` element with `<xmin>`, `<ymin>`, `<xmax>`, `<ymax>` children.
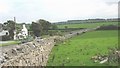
<box><xmin>47</xmin><ymin>30</ymin><xmax>118</xmax><ymax>66</ymax></box>
<box><xmin>41</xmin><ymin>35</ymin><xmax>51</xmax><ymax>38</ymax></box>
<box><xmin>0</xmin><ymin>41</ymin><xmax>21</xmax><ymax>46</ymax></box>
<box><xmin>57</xmin><ymin>22</ymin><xmax>118</xmax><ymax>29</ymax></box>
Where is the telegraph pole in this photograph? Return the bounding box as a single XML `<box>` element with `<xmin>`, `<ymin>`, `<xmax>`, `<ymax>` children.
<box><xmin>14</xmin><ymin>17</ymin><xmax>16</xmax><ymax>23</ymax></box>
<box><xmin>13</xmin><ymin>17</ymin><xmax>17</xmax><ymax>40</ymax></box>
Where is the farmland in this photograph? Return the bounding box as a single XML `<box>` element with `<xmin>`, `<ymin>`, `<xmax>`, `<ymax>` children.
<box><xmin>47</xmin><ymin>30</ymin><xmax>118</xmax><ymax>66</ymax></box>
<box><xmin>0</xmin><ymin>41</ymin><xmax>20</xmax><ymax>46</ymax></box>
<box><xmin>0</xmin><ymin>20</ymin><xmax>119</xmax><ymax>66</ymax></box>
<box><xmin>57</xmin><ymin>22</ymin><xmax>118</xmax><ymax>29</ymax></box>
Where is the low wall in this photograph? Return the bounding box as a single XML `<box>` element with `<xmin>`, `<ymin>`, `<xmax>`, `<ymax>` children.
<box><xmin>0</xmin><ymin>27</ymin><xmax>98</xmax><ymax>67</ymax></box>
<box><xmin>0</xmin><ymin>37</ymin><xmax>56</xmax><ymax>66</ymax></box>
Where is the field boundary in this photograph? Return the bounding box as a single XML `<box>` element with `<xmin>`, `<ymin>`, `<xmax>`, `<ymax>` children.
<box><xmin>0</xmin><ymin>27</ymin><xmax>98</xmax><ymax>67</ymax></box>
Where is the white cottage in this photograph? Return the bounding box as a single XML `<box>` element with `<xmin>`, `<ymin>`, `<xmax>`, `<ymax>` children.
<box><xmin>17</xmin><ymin>24</ymin><xmax>28</xmax><ymax>40</ymax></box>
<box><xmin>21</xmin><ymin>24</ymin><xmax>28</xmax><ymax>37</ymax></box>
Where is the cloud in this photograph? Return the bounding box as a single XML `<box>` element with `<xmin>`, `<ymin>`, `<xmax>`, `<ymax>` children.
<box><xmin>0</xmin><ymin>0</ymin><xmax>119</xmax><ymax>23</ymax></box>
<box><xmin>0</xmin><ymin>0</ymin><xmax>10</xmax><ymax>13</ymax></box>
<box><xmin>90</xmin><ymin>1</ymin><xmax>118</xmax><ymax>18</ymax></box>
<box><xmin>40</xmin><ymin>0</ymin><xmax>118</xmax><ymax>21</ymax></box>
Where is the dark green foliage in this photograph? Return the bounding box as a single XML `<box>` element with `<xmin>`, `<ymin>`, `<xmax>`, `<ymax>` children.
<box><xmin>30</xmin><ymin>19</ymin><xmax>58</xmax><ymax>37</ymax></box>
<box><xmin>2</xmin><ymin>20</ymin><xmax>16</xmax><ymax>40</ymax></box>
<box><xmin>51</xmin><ymin>24</ymin><xmax>58</xmax><ymax>29</ymax></box>
<box><xmin>37</xmin><ymin>19</ymin><xmax>51</xmax><ymax>30</ymax></box>
<box><xmin>31</xmin><ymin>22</ymin><xmax>42</xmax><ymax>37</ymax></box>
<box><xmin>2</xmin><ymin>35</ymin><xmax>10</xmax><ymax>41</ymax></box>
<box><xmin>65</xmin><ymin>26</ymin><xmax>68</xmax><ymax>29</ymax></box>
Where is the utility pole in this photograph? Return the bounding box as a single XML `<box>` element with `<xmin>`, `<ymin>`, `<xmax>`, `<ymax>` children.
<box><xmin>13</xmin><ymin>17</ymin><xmax>17</xmax><ymax>40</ymax></box>
<box><xmin>14</xmin><ymin>17</ymin><xmax>16</xmax><ymax>23</ymax></box>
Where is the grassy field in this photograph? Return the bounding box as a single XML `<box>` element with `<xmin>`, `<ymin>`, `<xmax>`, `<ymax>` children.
<box><xmin>47</xmin><ymin>30</ymin><xmax>118</xmax><ymax>66</ymax></box>
<box><xmin>0</xmin><ymin>41</ymin><xmax>20</xmax><ymax>46</ymax></box>
<box><xmin>57</xmin><ymin>22</ymin><xmax>118</xmax><ymax>29</ymax></box>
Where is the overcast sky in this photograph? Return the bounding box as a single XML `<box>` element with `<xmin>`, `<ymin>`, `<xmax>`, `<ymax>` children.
<box><xmin>0</xmin><ymin>0</ymin><xmax>119</xmax><ymax>23</ymax></box>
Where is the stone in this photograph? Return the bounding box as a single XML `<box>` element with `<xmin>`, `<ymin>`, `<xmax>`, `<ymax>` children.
<box><xmin>100</xmin><ymin>58</ymin><xmax>108</xmax><ymax>64</ymax></box>
<box><xmin>0</xmin><ymin>56</ymin><xmax>5</xmax><ymax>64</ymax></box>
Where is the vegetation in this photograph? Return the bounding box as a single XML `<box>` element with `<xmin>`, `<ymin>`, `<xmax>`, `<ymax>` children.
<box><xmin>30</xmin><ymin>19</ymin><xmax>58</xmax><ymax>37</ymax></box>
<box><xmin>57</xmin><ymin>22</ymin><xmax>118</xmax><ymax>29</ymax></box>
<box><xmin>2</xmin><ymin>20</ymin><xmax>16</xmax><ymax>40</ymax></box>
<box><xmin>47</xmin><ymin>30</ymin><xmax>118</xmax><ymax>66</ymax></box>
<box><xmin>0</xmin><ymin>41</ymin><xmax>21</xmax><ymax>46</ymax></box>
<box><xmin>31</xmin><ymin>21</ymin><xmax>42</xmax><ymax>37</ymax></box>
<box><xmin>0</xmin><ymin>18</ymin><xmax>119</xmax><ymax>66</ymax></box>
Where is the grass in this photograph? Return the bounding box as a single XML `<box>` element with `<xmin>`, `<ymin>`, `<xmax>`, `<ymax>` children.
<box><xmin>0</xmin><ymin>41</ymin><xmax>21</xmax><ymax>46</ymax></box>
<box><xmin>57</xmin><ymin>22</ymin><xmax>118</xmax><ymax>29</ymax></box>
<box><xmin>47</xmin><ymin>30</ymin><xmax>118</xmax><ymax>66</ymax></box>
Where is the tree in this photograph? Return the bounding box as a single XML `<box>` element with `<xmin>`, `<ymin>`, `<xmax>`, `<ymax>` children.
<box><xmin>37</xmin><ymin>19</ymin><xmax>51</xmax><ymax>34</ymax></box>
<box><xmin>51</xmin><ymin>24</ymin><xmax>58</xmax><ymax>29</ymax></box>
<box><xmin>31</xmin><ymin>22</ymin><xmax>42</xmax><ymax>37</ymax></box>
<box><xmin>3</xmin><ymin>20</ymin><xmax>16</xmax><ymax>40</ymax></box>
<box><xmin>65</xmin><ymin>26</ymin><xmax>68</xmax><ymax>29</ymax></box>
<box><xmin>31</xmin><ymin>19</ymin><xmax>53</xmax><ymax>37</ymax></box>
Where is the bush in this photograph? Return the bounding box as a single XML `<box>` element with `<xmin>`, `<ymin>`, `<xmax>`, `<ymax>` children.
<box><xmin>2</xmin><ymin>35</ymin><xmax>10</xmax><ymax>41</ymax></box>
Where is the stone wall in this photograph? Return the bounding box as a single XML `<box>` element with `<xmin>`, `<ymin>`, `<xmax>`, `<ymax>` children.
<box><xmin>0</xmin><ymin>28</ymin><xmax>98</xmax><ymax>67</ymax></box>
<box><xmin>0</xmin><ymin>37</ymin><xmax>56</xmax><ymax>67</ymax></box>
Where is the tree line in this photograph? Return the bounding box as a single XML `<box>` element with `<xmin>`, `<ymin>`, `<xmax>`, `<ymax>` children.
<box><xmin>1</xmin><ymin>19</ymin><xmax>58</xmax><ymax>40</ymax></box>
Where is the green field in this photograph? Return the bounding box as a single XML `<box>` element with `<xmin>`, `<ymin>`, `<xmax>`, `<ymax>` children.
<box><xmin>57</xmin><ymin>22</ymin><xmax>118</xmax><ymax>29</ymax></box>
<box><xmin>47</xmin><ymin>30</ymin><xmax>118</xmax><ymax>66</ymax></box>
<box><xmin>0</xmin><ymin>41</ymin><xmax>20</xmax><ymax>46</ymax></box>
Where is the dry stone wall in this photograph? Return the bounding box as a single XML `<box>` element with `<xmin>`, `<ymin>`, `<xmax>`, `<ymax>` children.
<box><xmin>0</xmin><ymin>37</ymin><xmax>56</xmax><ymax>67</ymax></box>
<box><xmin>0</xmin><ymin>28</ymin><xmax>99</xmax><ymax>67</ymax></box>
